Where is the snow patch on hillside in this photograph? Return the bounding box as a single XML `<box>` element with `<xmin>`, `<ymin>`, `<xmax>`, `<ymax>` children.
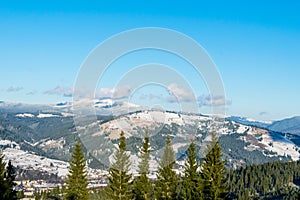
<box><xmin>0</xmin><ymin>140</ymin><xmax>20</xmax><ymax>149</ymax></box>
<box><xmin>37</xmin><ymin>113</ymin><xmax>60</xmax><ymax>118</ymax></box>
<box><xmin>236</xmin><ymin>124</ymin><xmax>248</xmax><ymax>133</ymax></box>
<box><xmin>2</xmin><ymin>148</ymin><xmax>108</xmax><ymax>178</ymax></box>
<box><xmin>39</xmin><ymin>138</ymin><xmax>65</xmax><ymax>150</ymax></box>
<box><xmin>16</xmin><ymin>113</ymin><xmax>34</xmax><ymax>118</ymax></box>
<box><xmin>3</xmin><ymin>148</ymin><xmax>69</xmax><ymax>177</ymax></box>
<box><xmin>246</xmin><ymin>118</ymin><xmax>272</xmax><ymax>124</ymax></box>
<box><xmin>241</xmin><ymin>129</ymin><xmax>300</xmax><ymax>161</ymax></box>
<box><xmin>260</xmin><ymin>133</ymin><xmax>300</xmax><ymax>161</ymax></box>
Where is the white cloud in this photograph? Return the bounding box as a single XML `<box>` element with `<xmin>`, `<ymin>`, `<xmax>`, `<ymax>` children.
<box><xmin>259</xmin><ymin>111</ymin><xmax>268</xmax><ymax>116</ymax></box>
<box><xmin>198</xmin><ymin>95</ymin><xmax>231</xmax><ymax>107</ymax></box>
<box><xmin>44</xmin><ymin>86</ymin><xmax>73</xmax><ymax>97</ymax></box>
<box><xmin>97</xmin><ymin>85</ymin><xmax>131</xmax><ymax>99</ymax></box>
<box><xmin>167</xmin><ymin>83</ymin><xmax>194</xmax><ymax>103</ymax></box>
<box><xmin>6</xmin><ymin>86</ymin><xmax>23</xmax><ymax>92</ymax></box>
<box><xmin>26</xmin><ymin>90</ymin><xmax>38</xmax><ymax>95</ymax></box>
<box><xmin>139</xmin><ymin>93</ymin><xmax>162</xmax><ymax>100</ymax></box>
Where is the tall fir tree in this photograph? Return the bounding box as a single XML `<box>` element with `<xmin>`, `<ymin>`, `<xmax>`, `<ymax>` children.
<box><xmin>106</xmin><ymin>131</ymin><xmax>132</xmax><ymax>200</ymax></box>
<box><xmin>4</xmin><ymin>160</ymin><xmax>17</xmax><ymax>200</ymax></box>
<box><xmin>65</xmin><ymin>141</ymin><xmax>89</xmax><ymax>200</ymax></box>
<box><xmin>201</xmin><ymin>132</ymin><xmax>227</xmax><ymax>200</ymax></box>
<box><xmin>133</xmin><ymin>130</ymin><xmax>153</xmax><ymax>200</ymax></box>
<box><xmin>181</xmin><ymin>139</ymin><xmax>203</xmax><ymax>200</ymax></box>
<box><xmin>155</xmin><ymin>136</ymin><xmax>178</xmax><ymax>200</ymax></box>
<box><xmin>0</xmin><ymin>150</ymin><xmax>8</xmax><ymax>200</ymax></box>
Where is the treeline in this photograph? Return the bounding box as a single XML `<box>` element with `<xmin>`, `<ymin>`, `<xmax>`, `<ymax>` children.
<box><xmin>2</xmin><ymin>130</ymin><xmax>300</xmax><ymax>200</ymax></box>
<box><xmin>66</xmin><ymin>131</ymin><xmax>227</xmax><ymax>200</ymax></box>
<box><xmin>68</xmin><ymin>131</ymin><xmax>300</xmax><ymax>200</ymax></box>
<box><xmin>228</xmin><ymin>161</ymin><xmax>300</xmax><ymax>199</ymax></box>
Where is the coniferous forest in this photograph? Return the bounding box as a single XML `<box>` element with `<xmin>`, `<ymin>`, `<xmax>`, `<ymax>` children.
<box><xmin>1</xmin><ymin>130</ymin><xmax>300</xmax><ymax>200</ymax></box>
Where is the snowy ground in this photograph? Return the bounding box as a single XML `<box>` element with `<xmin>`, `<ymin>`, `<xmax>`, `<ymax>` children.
<box><xmin>3</xmin><ymin>148</ymin><xmax>69</xmax><ymax>177</ymax></box>
<box><xmin>1</xmin><ymin>146</ymin><xmax>108</xmax><ymax>178</ymax></box>
<box><xmin>240</xmin><ymin>129</ymin><xmax>300</xmax><ymax>161</ymax></box>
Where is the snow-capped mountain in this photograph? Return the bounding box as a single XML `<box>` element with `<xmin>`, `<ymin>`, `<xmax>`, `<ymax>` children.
<box><xmin>1</xmin><ymin>101</ymin><xmax>300</xmax><ymax>174</ymax></box>
<box><xmin>0</xmin><ymin>98</ymin><xmax>142</xmax><ymax>116</ymax></box>
<box><xmin>229</xmin><ymin>115</ymin><xmax>300</xmax><ymax>136</ymax></box>
<box><xmin>80</xmin><ymin>110</ymin><xmax>299</xmax><ymax>170</ymax></box>
<box><xmin>268</xmin><ymin>116</ymin><xmax>300</xmax><ymax>136</ymax></box>
<box><xmin>228</xmin><ymin>116</ymin><xmax>272</xmax><ymax>128</ymax></box>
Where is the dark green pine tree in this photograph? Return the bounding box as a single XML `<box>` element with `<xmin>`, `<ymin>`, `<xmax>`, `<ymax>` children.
<box><xmin>4</xmin><ymin>160</ymin><xmax>17</xmax><ymax>200</ymax></box>
<box><xmin>0</xmin><ymin>151</ymin><xmax>8</xmax><ymax>200</ymax></box>
<box><xmin>133</xmin><ymin>130</ymin><xmax>153</xmax><ymax>200</ymax></box>
<box><xmin>155</xmin><ymin>136</ymin><xmax>178</xmax><ymax>200</ymax></box>
<box><xmin>201</xmin><ymin>132</ymin><xmax>227</xmax><ymax>200</ymax></box>
<box><xmin>106</xmin><ymin>131</ymin><xmax>132</xmax><ymax>200</ymax></box>
<box><xmin>181</xmin><ymin>139</ymin><xmax>203</xmax><ymax>200</ymax></box>
<box><xmin>65</xmin><ymin>141</ymin><xmax>89</xmax><ymax>200</ymax></box>
<box><xmin>48</xmin><ymin>185</ymin><xmax>61</xmax><ymax>200</ymax></box>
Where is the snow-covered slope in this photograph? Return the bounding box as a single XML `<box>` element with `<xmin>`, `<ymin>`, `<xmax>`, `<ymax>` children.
<box><xmin>3</xmin><ymin>147</ymin><xmax>69</xmax><ymax>177</ymax></box>
<box><xmin>2</xmin><ymin>146</ymin><xmax>108</xmax><ymax>178</ymax></box>
<box><xmin>1</xmin><ymin>101</ymin><xmax>300</xmax><ymax>173</ymax></box>
<box><xmin>76</xmin><ymin>110</ymin><xmax>300</xmax><ymax>172</ymax></box>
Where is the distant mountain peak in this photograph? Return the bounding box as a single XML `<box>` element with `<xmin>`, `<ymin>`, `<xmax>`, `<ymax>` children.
<box><xmin>268</xmin><ymin>116</ymin><xmax>300</xmax><ymax>135</ymax></box>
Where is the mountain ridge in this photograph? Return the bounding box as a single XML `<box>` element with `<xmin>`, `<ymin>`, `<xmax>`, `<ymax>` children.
<box><xmin>1</xmin><ymin>101</ymin><xmax>300</xmax><ymax>174</ymax></box>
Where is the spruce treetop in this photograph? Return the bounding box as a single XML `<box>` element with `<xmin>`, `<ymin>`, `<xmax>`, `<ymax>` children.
<box><xmin>201</xmin><ymin>132</ymin><xmax>227</xmax><ymax>200</ymax></box>
<box><xmin>65</xmin><ymin>140</ymin><xmax>89</xmax><ymax>200</ymax></box>
<box><xmin>119</xmin><ymin>131</ymin><xmax>127</xmax><ymax>151</ymax></box>
<box><xmin>107</xmin><ymin>131</ymin><xmax>132</xmax><ymax>200</ymax></box>
<box><xmin>159</xmin><ymin>135</ymin><xmax>175</xmax><ymax>169</ymax></box>
<box><xmin>137</xmin><ymin>129</ymin><xmax>150</xmax><ymax>175</ymax></box>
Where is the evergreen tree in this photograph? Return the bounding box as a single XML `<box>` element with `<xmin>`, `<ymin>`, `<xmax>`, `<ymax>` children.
<box><xmin>0</xmin><ymin>150</ymin><xmax>8</xmax><ymax>200</ymax></box>
<box><xmin>181</xmin><ymin>139</ymin><xmax>203</xmax><ymax>200</ymax></box>
<box><xmin>65</xmin><ymin>141</ymin><xmax>89</xmax><ymax>200</ymax></box>
<box><xmin>34</xmin><ymin>191</ymin><xmax>42</xmax><ymax>200</ymax></box>
<box><xmin>48</xmin><ymin>185</ymin><xmax>61</xmax><ymax>199</ymax></box>
<box><xmin>4</xmin><ymin>160</ymin><xmax>17</xmax><ymax>199</ymax></box>
<box><xmin>201</xmin><ymin>132</ymin><xmax>227</xmax><ymax>200</ymax></box>
<box><xmin>155</xmin><ymin>136</ymin><xmax>178</xmax><ymax>200</ymax></box>
<box><xmin>16</xmin><ymin>190</ymin><xmax>25</xmax><ymax>199</ymax></box>
<box><xmin>106</xmin><ymin>131</ymin><xmax>132</xmax><ymax>200</ymax></box>
<box><xmin>133</xmin><ymin>130</ymin><xmax>153</xmax><ymax>200</ymax></box>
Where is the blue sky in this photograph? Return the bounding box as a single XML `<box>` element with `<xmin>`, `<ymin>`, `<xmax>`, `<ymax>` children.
<box><xmin>0</xmin><ymin>0</ymin><xmax>299</xmax><ymax>120</ymax></box>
